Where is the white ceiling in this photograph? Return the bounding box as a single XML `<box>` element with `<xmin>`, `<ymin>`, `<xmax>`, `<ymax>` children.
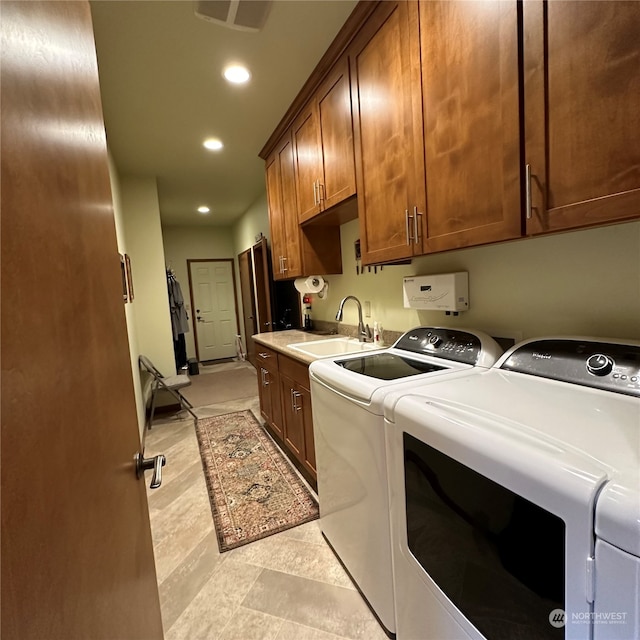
<box><xmin>90</xmin><ymin>0</ymin><xmax>357</xmax><ymax>227</ymax></box>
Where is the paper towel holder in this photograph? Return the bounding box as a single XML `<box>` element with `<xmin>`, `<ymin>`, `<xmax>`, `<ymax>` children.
<box><xmin>294</xmin><ymin>276</ymin><xmax>328</xmax><ymax>299</ymax></box>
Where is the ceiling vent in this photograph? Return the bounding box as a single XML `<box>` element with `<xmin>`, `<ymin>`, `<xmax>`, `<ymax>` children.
<box><xmin>194</xmin><ymin>1</ymin><xmax>272</xmax><ymax>32</ymax></box>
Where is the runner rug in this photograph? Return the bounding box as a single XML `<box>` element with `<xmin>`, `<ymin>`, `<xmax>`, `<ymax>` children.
<box><xmin>195</xmin><ymin>409</ymin><xmax>319</xmax><ymax>552</ymax></box>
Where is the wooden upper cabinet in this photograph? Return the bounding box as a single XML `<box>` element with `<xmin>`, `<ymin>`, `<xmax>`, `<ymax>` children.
<box><xmin>292</xmin><ymin>105</ymin><xmax>322</xmax><ymax>222</ymax></box>
<box><xmin>265</xmin><ymin>153</ymin><xmax>286</xmax><ymax>278</ymax></box>
<box><xmin>266</xmin><ymin>131</ymin><xmax>343</xmax><ymax>281</ymax></box>
<box><xmin>524</xmin><ymin>0</ymin><xmax>640</xmax><ymax>235</ymax></box>
<box><xmin>350</xmin><ymin>1</ymin><xmax>426</xmax><ymax>265</ymax></box>
<box><xmin>316</xmin><ymin>58</ymin><xmax>356</xmax><ymax>212</ymax></box>
<box><xmin>293</xmin><ymin>57</ymin><xmax>356</xmax><ymax>223</ymax></box>
<box><xmin>265</xmin><ymin>135</ymin><xmax>303</xmax><ymax>280</ymax></box>
<box><xmin>419</xmin><ymin>0</ymin><xmax>522</xmax><ymax>251</ymax></box>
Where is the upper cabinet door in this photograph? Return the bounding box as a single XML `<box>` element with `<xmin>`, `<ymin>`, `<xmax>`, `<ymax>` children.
<box><xmin>294</xmin><ymin>57</ymin><xmax>356</xmax><ymax>224</ymax></box>
<box><xmin>265</xmin><ymin>153</ymin><xmax>285</xmax><ymax>278</ymax></box>
<box><xmin>350</xmin><ymin>1</ymin><xmax>426</xmax><ymax>265</ymax></box>
<box><xmin>278</xmin><ymin>135</ymin><xmax>303</xmax><ymax>278</ymax></box>
<box><xmin>316</xmin><ymin>57</ymin><xmax>356</xmax><ymax>212</ymax></box>
<box><xmin>420</xmin><ymin>0</ymin><xmax>522</xmax><ymax>251</ymax></box>
<box><xmin>292</xmin><ymin>105</ymin><xmax>323</xmax><ymax>222</ymax></box>
<box><xmin>524</xmin><ymin>0</ymin><xmax>640</xmax><ymax>235</ymax></box>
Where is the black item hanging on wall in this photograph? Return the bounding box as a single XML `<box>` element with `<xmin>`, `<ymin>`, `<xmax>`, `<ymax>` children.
<box><xmin>167</xmin><ymin>268</ymin><xmax>190</xmax><ymax>371</ymax></box>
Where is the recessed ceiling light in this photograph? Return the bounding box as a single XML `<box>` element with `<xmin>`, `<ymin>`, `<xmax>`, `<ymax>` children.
<box><xmin>223</xmin><ymin>64</ymin><xmax>251</xmax><ymax>84</ymax></box>
<box><xmin>203</xmin><ymin>138</ymin><xmax>223</xmax><ymax>151</ymax></box>
<box><xmin>197</xmin><ymin>206</ymin><xmax>210</xmax><ymax>214</ymax></box>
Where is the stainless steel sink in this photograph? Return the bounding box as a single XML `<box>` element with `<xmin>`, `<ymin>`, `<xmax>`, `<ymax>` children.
<box><xmin>288</xmin><ymin>337</ymin><xmax>379</xmax><ymax>358</ymax></box>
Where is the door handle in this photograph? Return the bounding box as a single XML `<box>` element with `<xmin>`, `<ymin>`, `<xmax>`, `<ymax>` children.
<box><xmin>135</xmin><ymin>452</ymin><xmax>166</xmax><ymax>489</ymax></box>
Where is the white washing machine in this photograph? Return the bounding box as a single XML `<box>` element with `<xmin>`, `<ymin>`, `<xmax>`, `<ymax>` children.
<box><xmin>309</xmin><ymin>327</ymin><xmax>504</xmax><ymax>637</ymax></box>
<box><xmin>384</xmin><ymin>336</ymin><xmax>640</xmax><ymax>640</ymax></box>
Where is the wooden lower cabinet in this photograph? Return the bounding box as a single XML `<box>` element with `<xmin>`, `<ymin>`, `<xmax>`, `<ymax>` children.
<box><xmin>256</xmin><ymin>347</ymin><xmax>283</xmax><ymax>440</ymax></box>
<box><xmin>256</xmin><ymin>346</ymin><xmax>317</xmax><ymax>488</ymax></box>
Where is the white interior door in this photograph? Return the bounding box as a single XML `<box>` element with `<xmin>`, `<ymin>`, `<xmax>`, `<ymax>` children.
<box><xmin>188</xmin><ymin>259</ymin><xmax>238</xmax><ymax>361</ymax></box>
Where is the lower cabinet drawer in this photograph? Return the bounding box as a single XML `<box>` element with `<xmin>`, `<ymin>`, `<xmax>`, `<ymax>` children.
<box><xmin>278</xmin><ymin>354</ymin><xmax>310</xmax><ymax>389</ymax></box>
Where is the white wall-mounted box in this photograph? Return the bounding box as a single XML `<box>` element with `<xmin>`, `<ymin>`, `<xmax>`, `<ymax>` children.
<box><xmin>403</xmin><ymin>272</ymin><xmax>469</xmax><ymax>311</ymax></box>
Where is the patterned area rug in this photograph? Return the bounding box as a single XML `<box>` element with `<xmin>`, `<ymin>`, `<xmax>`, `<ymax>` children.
<box><xmin>195</xmin><ymin>410</ymin><xmax>319</xmax><ymax>552</ymax></box>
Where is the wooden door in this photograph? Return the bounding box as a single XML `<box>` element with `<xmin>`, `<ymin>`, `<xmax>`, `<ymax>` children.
<box><xmin>524</xmin><ymin>0</ymin><xmax>640</xmax><ymax>234</ymax></box>
<box><xmin>237</xmin><ymin>249</ymin><xmax>257</xmax><ymax>366</ymax></box>
<box><xmin>317</xmin><ymin>56</ymin><xmax>357</xmax><ymax>212</ymax></box>
<box><xmin>252</xmin><ymin>237</ymin><xmax>274</xmax><ymax>333</ymax></box>
<box><xmin>1</xmin><ymin>3</ymin><xmax>163</xmax><ymax>639</ymax></box>
<box><xmin>420</xmin><ymin>0</ymin><xmax>522</xmax><ymax>251</ymax></box>
<box><xmin>350</xmin><ymin>1</ymin><xmax>426</xmax><ymax>265</ymax></box>
<box><xmin>293</xmin><ymin>104</ymin><xmax>323</xmax><ymax>222</ymax></box>
<box><xmin>188</xmin><ymin>259</ymin><xmax>239</xmax><ymax>362</ymax></box>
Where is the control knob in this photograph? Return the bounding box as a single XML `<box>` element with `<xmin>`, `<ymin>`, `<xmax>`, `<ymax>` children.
<box><xmin>586</xmin><ymin>354</ymin><xmax>614</xmax><ymax>377</ymax></box>
<box><xmin>428</xmin><ymin>335</ymin><xmax>443</xmax><ymax>347</ymax></box>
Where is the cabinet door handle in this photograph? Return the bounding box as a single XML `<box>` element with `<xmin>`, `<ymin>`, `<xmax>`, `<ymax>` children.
<box><xmin>258</xmin><ymin>352</ymin><xmax>271</xmax><ymax>359</ymax></box>
<box><xmin>525</xmin><ymin>163</ymin><xmax>532</xmax><ymax>220</ymax></box>
<box><xmin>413</xmin><ymin>206</ymin><xmax>422</xmax><ymax>244</ymax></box>
<box><xmin>290</xmin><ymin>388</ymin><xmax>296</xmax><ymax>411</ymax></box>
<box><xmin>261</xmin><ymin>368</ymin><xmax>269</xmax><ymax>386</ymax></box>
<box><xmin>293</xmin><ymin>391</ymin><xmax>302</xmax><ymax>411</ymax></box>
<box><xmin>405</xmin><ymin>209</ymin><xmax>413</xmax><ymax>245</ymax></box>
<box><xmin>281</xmin><ymin>256</ymin><xmax>288</xmax><ymax>272</ymax></box>
<box><xmin>318</xmin><ymin>182</ymin><xmax>324</xmax><ymax>204</ymax></box>
<box><xmin>313</xmin><ymin>180</ymin><xmax>318</xmax><ymax>206</ymax></box>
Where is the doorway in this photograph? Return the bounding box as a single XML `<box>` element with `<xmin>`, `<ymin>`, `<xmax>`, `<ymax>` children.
<box><xmin>187</xmin><ymin>259</ymin><xmax>240</xmax><ymax>362</ymax></box>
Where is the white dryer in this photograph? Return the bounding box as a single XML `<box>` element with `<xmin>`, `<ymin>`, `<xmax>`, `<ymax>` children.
<box><xmin>384</xmin><ymin>337</ymin><xmax>640</xmax><ymax>640</ymax></box>
<box><xmin>309</xmin><ymin>327</ymin><xmax>503</xmax><ymax>637</ymax></box>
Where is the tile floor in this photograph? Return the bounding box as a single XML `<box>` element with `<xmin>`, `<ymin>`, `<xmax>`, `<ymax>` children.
<box><xmin>144</xmin><ymin>360</ymin><xmax>388</xmax><ymax>640</ymax></box>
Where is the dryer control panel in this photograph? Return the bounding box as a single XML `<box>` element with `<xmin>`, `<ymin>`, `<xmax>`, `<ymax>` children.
<box><xmin>500</xmin><ymin>339</ymin><xmax>640</xmax><ymax>397</ymax></box>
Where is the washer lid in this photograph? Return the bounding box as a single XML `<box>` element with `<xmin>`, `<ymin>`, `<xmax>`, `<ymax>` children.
<box><xmin>310</xmin><ymin>348</ymin><xmax>468</xmax><ymax>405</ymax></box>
<box><xmin>596</xmin><ymin>471</ymin><xmax>640</xmax><ymax>557</ymax></box>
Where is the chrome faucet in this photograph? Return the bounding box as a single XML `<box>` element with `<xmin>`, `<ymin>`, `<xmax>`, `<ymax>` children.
<box><xmin>335</xmin><ymin>295</ymin><xmax>373</xmax><ymax>342</ymax></box>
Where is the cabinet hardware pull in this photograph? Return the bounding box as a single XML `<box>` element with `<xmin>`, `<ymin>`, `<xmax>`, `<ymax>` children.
<box><xmin>290</xmin><ymin>388</ymin><xmax>296</xmax><ymax>411</ymax></box>
<box><xmin>525</xmin><ymin>163</ymin><xmax>532</xmax><ymax>220</ymax></box>
<box><xmin>318</xmin><ymin>182</ymin><xmax>324</xmax><ymax>204</ymax></box>
<box><xmin>405</xmin><ymin>209</ymin><xmax>413</xmax><ymax>245</ymax></box>
<box><xmin>313</xmin><ymin>180</ymin><xmax>317</xmax><ymax>205</ymax></box>
<box><xmin>293</xmin><ymin>391</ymin><xmax>302</xmax><ymax>411</ymax></box>
<box><xmin>413</xmin><ymin>206</ymin><xmax>422</xmax><ymax>244</ymax></box>
<box><xmin>258</xmin><ymin>352</ymin><xmax>271</xmax><ymax>358</ymax></box>
<box><xmin>281</xmin><ymin>256</ymin><xmax>288</xmax><ymax>272</ymax></box>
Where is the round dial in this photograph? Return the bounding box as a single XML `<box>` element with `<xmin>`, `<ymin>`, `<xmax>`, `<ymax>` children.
<box><xmin>428</xmin><ymin>335</ymin><xmax>443</xmax><ymax>347</ymax></box>
<box><xmin>586</xmin><ymin>354</ymin><xmax>614</xmax><ymax>376</ymax></box>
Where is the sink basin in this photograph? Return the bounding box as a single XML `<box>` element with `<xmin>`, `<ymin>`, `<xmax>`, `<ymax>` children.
<box><xmin>288</xmin><ymin>337</ymin><xmax>379</xmax><ymax>358</ymax></box>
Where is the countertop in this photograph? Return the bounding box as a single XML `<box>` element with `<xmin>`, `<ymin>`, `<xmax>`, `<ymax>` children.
<box><xmin>252</xmin><ymin>329</ymin><xmax>342</xmax><ymax>365</ymax></box>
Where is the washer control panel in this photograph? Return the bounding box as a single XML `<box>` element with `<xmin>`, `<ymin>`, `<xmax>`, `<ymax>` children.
<box><xmin>501</xmin><ymin>339</ymin><xmax>640</xmax><ymax>397</ymax></box>
<box><xmin>394</xmin><ymin>327</ymin><xmax>483</xmax><ymax>365</ymax></box>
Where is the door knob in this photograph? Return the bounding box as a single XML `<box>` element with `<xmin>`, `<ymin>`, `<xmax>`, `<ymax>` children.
<box><xmin>135</xmin><ymin>452</ymin><xmax>166</xmax><ymax>489</ymax></box>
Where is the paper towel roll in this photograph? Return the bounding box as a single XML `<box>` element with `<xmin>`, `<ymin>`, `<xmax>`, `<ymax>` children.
<box><xmin>294</xmin><ymin>276</ymin><xmax>325</xmax><ymax>294</ymax></box>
